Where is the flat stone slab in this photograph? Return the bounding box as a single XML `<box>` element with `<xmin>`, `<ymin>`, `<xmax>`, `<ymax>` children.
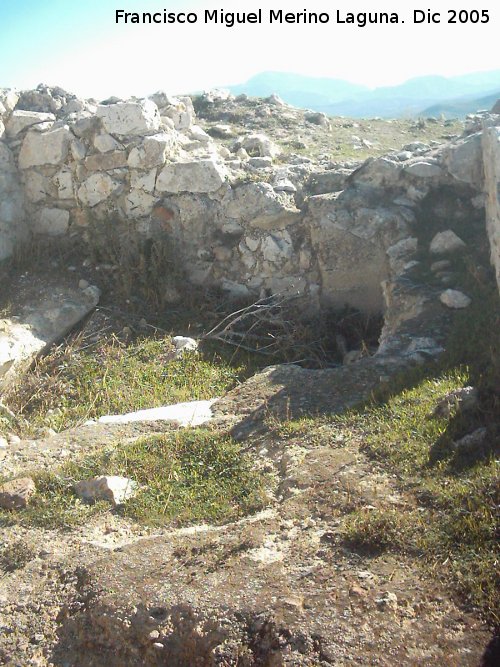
<box><xmin>92</xmin><ymin>399</ymin><xmax>217</xmax><ymax>428</ymax></box>
<box><xmin>0</xmin><ymin>281</ymin><xmax>100</xmax><ymax>393</ymax></box>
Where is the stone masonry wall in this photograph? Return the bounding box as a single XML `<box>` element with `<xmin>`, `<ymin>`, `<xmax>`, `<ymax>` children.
<box><xmin>1</xmin><ymin>85</ymin><xmax>500</xmax><ymax>310</ymax></box>
<box><xmin>483</xmin><ymin>126</ymin><xmax>500</xmax><ymax>291</ymax></box>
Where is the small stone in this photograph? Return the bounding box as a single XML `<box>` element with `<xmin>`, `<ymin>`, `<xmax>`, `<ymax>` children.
<box><xmin>454</xmin><ymin>427</ymin><xmax>487</xmax><ymax>451</ymax></box>
<box><xmin>0</xmin><ymin>436</ymin><xmax>8</xmax><ymax>449</ymax></box>
<box><xmin>78</xmin><ymin>279</ymin><xmax>89</xmax><ymax>290</ymax></box>
<box><xmin>74</xmin><ymin>476</ymin><xmax>138</xmax><ymax>506</ymax></box>
<box><xmin>432</xmin><ymin>386</ymin><xmax>478</xmax><ymax>418</ymax></box>
<box><xmin>430</xmin><ymin>230</ymin><xmax>466</xmax><ymax>255</ymax></box>
<box><xmin>376</xmin><ymin>591</ymin><xmax>398</xmax><ymax>610</ymax></box>
<box><xmin>153</xmin><ymin>643</ymin><xmax>164</xmax><ymax>650</ymax></box>
<box><xmin>172</xmin><ymin>336</ymin><xmax>198</xmax><ymax>357</ymax></box>
<box><xmin>7</xmin><ymin>434</ymin><xmax>21</xmax><ymax>446</ymax></box>
<box><xmin>149</xmin><ymin>630</ymin><xmax>160</xmax><ymax>640</ymax></box>
<box><xmin>0</xmin><ymin>477</ymin><xmax>36</xmax><ymax>509</ymax></box>
<box><xmin>440</xmin><ymin>289</ymin><xmax>471</xmax><ymax>309</ymax></box>
<box><xmin>273</xmin><ymin>178</ymin><xmax>297</xmax><ymax>193</ymax></box>
<box><xmin>163</xmin><ymin>286</ymin><xmax>181</xmax><ymax>304</ymax></box>
<box><xmin>349</xmin><ymin>585</ymin><xmax>368</xmax><ymax>599</ymax></box>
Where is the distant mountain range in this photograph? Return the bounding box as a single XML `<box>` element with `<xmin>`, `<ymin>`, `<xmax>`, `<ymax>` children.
<box><xmin>227</xmin><ymin>70</ymin><xmax>500</xmax><ymax>118</ymax></box>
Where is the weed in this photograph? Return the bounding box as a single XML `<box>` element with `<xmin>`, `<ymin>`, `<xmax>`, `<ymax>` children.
<box><xmin>342</xmin><ymin>508</ymin><xmax>419</xmax><ymax>555</ymax></box>
<box><xmin>0</xmin><ymin>539</ymin><xmax>37</xmax><ymax>573</ymax></box>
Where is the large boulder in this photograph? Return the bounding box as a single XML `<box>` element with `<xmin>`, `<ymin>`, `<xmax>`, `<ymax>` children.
<box><xmin>96</xmin><ymin>100</ymin><xmax>161</xmax><ymax>136</ymax></box>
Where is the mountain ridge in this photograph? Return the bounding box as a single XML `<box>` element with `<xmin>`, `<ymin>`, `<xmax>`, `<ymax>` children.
<box><xmin>227</xmin><ymin>70</ymin><xmax>500</xmax><ymax>118</ymax></box>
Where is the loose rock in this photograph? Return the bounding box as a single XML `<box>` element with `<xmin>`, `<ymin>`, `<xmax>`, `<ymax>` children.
<box><xmin>440</xmin><ymin>289</ymin><xmax>471</xmax><ymax>309</ymax></box>
<box><xmin>74</xmin><ymin>476</ymin><xmax>138</xmax><ymax>506</ymax></box>
<box><xmin>0</xmin><ymin>477</ymin><xmax>36</xmax><ymax>509</ymax></box>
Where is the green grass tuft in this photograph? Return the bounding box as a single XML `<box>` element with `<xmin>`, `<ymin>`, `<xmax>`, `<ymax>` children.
<box><xmin>0</xmin><ymin>429</ymin><xmax>268</xmax><ymax>530</ymax></box>
<box><xmin>7</xmin><ymin>337</ymin><xmax>251</xmax><ymax>435</ymax></box>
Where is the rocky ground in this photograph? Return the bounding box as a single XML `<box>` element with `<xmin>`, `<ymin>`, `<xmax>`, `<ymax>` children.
<box><xmin>0</xmin><ymin>372</ymin><xmax>493</xmax><ymax>666</ymax></box>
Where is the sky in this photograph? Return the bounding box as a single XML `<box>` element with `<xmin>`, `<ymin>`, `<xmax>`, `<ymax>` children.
<box><xmin>0</xmin><ymin>0</ymin><xmax>499</xmax><ymax>99</ymax></box>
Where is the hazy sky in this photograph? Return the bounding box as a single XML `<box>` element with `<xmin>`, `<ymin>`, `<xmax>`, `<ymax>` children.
<box><xmin>0</xmin><ymin>0</ymin><xmax>498</xmax><ymax>99</ymax></box>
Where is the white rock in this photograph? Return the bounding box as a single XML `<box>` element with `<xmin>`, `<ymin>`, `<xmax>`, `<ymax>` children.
<box><xmin>18</xmin><ymin>126</ymin><xmax>72</xmax><ymax>169</ymax></box>
<box><xmin>94</xmin><ymin>399</ymin><xmax>216</xmax><ymax>428</ymax></box>
<box><xmin>159</xmin><ymin>96</ymin><xmax>195</xmax><ymax>130</ymax></box>
<box><xmin>79</xmin><ymin>279</ymin><xmax>89</xmax><ymax>290</ymax></box>
<box><xmin>242</xmin><ymin>134</ymin><xmax>280</xmax><ymax>159</ymax></box>
<box><xmin>35</xmin><ymin>208</ymin><xmax>70</xmax><ymax>236</ymax></box>
<box><xmin>440</xmin><ymin>289</ymin><xmax>471</xmax><ymax>309</ymax></box>
<box><xmin>156</xmin><ymin>159</ymin><xmax>227</xmax><ymax>193</ymax></box>
<box><xmin>430</xmin><ymin>230</ymin><xmax>466</xmax><ymax>254</ymax></box>
<box><xmin>130</xmin><ymin>168</ymin><xmax>157</xmax><ymax>193</ymax></box>
<box><xmin>23</xmin><ymin>170</ymin><xmax>53</xmax><ymax>202</ymax></box>
<box><xmin>261</xmin><ymin>231</ymin><xmax>293</xmax><ymax>264</ymax></box>
<box><xmin>442</xmin><ymin>133</ymin><xmax>483</xmax><ymax>188</ymax></box>
<box><xmin>172</xmin><ymin>336</ymin><xmax>198</xmax><ymax>357</ymax></box>
<box><xmin>127</xmin><ymin>133</ymin><xmax>175</xmax><ymax>169</ymax></box>
<box><xmin>267</xmin><ymin>93</ymin><xmax>286</xmax><ymax>106</ymax></box>
<box><xmin>96</xmin><ymin>99</ymin><xmax>161</xmax><ymax>136</ymax></box>
<box><xmin>93</xmin><ymin>133</ymin><xmax>122</xmax><ymax>153</ymax></box>
<box><xmin>225</xmin><ymin>182</ymin><xmax>299</xmax><ymax>230</ymax></box>
<box><xmin>0</xmin><ymin>89</ymin><xmax>19</xmax><ymax>115</ymax></box>
<box><xmin>6</xmin><ymin>110</ymin><xmax>55</xmax><ymax>138</ymax></box>
<box><xmin>74</xmin><ymin>476</ymin><xmax>138</xmax><ymax>506</ymax></box>
<box><xmin>78</xmin><ymin>173</ymin><xmax>120</xmax><ymax>207</ymax></box>
<box><xmin>122</xmin><ymin>189</ymin><xmax>157</xmax><ymax>218</ymax></box>
<box><xmin>189</xmin><ymin>125</ymin><xmax>211</xmax><ymax>143</ymax></box>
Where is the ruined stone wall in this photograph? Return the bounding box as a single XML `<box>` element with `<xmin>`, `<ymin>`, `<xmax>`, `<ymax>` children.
<box><xmin>0</xmin><ymin>90</ymin><xmax>27</xmax><ymax>260</ymax></box>
<box><xmin>483</xmin><ymin>127</ymin><xmax>500</xmax><ymax>291</ymax></box>
<box><xmin>1</xmin><ymin>85</ymin><xmax>499</xmax><ymax>311</ymax></box>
